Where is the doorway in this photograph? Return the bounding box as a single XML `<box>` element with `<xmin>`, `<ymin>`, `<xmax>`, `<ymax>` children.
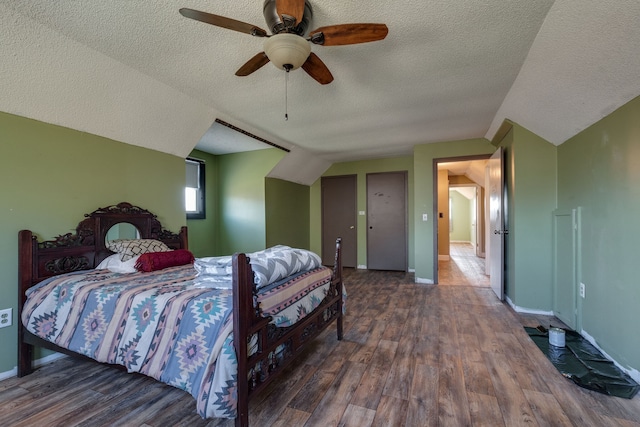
<box><xmin>435</xmin><ymin>156</ymin><xmax>491</xmax><ymax>286</ymax></box>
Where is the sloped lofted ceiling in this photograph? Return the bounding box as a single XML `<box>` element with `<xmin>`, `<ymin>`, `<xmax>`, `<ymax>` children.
<box><xmin>439</xmin><ymin>160</ymin><xmax>488</xmax><ymax>188</ymax></box>
<box><xmin>1</xmin><ymin>0</ymin><xmax>640</xmax><ymax>174</ymax></box>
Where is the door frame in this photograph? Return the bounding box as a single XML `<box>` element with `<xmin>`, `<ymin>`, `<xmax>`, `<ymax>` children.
<box><xmin>433</xmin><ymin>154</ymin><xmax>492</xmax><ymax>284</ymax></box>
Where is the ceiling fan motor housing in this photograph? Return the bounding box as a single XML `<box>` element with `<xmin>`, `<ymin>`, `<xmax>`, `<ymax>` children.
<box><xmin>263</xmin><ymin>0</ymin><xmax>313</xmax><ymax>35</ymax></box>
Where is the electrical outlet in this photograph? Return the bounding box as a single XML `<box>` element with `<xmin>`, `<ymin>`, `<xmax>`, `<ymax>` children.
<box><xmin>0</xmin><ymin>308</ymin><xmax>12</xmax><ymax>328</ymax></box>
<box><xmin>579</xmin><ymin>283</ymin><xmax>585</xmax><ymax>299</ymax></box>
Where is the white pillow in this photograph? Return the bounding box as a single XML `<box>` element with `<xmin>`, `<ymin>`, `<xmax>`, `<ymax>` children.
<box><xmin>96</xmin><ymin>253</ymin><xmax>140</xmax><ymax>274</ymax></box>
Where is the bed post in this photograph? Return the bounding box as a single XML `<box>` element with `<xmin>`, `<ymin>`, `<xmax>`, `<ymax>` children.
<box><xmin>17</xmin><ymin>230</ymin><xmax>35</xmax><ymax>377</ymax></box>
<box><xmin>232</xmin><ymin>253</ymin><xmax>252</xmax><ymax>427</ymax></box>
<box><xmin>334</xmin><ymin>238</ymin><xmax>344</xmax><ymax>340</ymax></box>
<box><xmin>178</xmin><ymin>226</ymin><xmax>189</xmax><ymax>250</ymax></box>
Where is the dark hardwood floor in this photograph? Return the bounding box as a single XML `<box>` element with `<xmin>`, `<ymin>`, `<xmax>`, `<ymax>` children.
<box><xmin>2</xmin><ymin>250</ymin><xmax>639</xmax><ymax>426</ymax></box>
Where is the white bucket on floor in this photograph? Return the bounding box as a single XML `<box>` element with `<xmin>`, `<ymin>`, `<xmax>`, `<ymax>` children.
<box><xmin>549</xmin><ymin>327</ymin><xmax>565</xmax><ymax>347</ymax></box>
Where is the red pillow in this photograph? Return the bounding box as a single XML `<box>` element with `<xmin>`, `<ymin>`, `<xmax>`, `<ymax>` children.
<box><xmin>135</xmin><ymin>249</ymin><xmax>195</xmax><ymax>272</ymax></box>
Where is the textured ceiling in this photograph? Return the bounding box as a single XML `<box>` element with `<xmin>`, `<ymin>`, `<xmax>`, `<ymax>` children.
<box><xmin>2</xmin><ymin>0</ymin><xmax>640</xmax><ymax>169</ymax></box>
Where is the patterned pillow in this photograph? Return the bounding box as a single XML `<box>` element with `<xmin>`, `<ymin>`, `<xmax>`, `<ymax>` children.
<box><xmin>106</xmin><ymin>239</ymin><xmax>171</xmax><ymax>261</ymax></box>
<box><xmin>249</xmin><ymin>245</ymin><xmax>322</xmax><ymax>289</ymax></box>
<box><xmin>193</xmin><ymin>246</ymin><xmax>323</xmax><ymax>288</ymax></box>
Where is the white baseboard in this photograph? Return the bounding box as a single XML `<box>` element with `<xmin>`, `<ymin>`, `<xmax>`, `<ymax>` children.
<box><xmin>505</xmin><ymin>296</ymin><xmax>554</xmax><ymax>316</ymax></box>
<box><xmin>0</xmin><ymin>368</ymin><xmax>16</xmax><ymax>381</ymax></box>
<box><xmin>415</xmin><ymin>277</ymin><xmax>434</xmax><ymax>284</ymax></box>
<box><xmin>0</xmin><ymin>352</ymin><xmax>66</xmax><ymax>381</ymax></box>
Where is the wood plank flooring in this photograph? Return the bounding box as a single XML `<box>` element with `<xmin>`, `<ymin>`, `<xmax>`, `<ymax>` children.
<box><xmin>438</xmin><ymin>242</ymin><xmax>490</xmax><ymax>287</ymax></box>
<box><xmin>2</xmin><ymin>248</ymin><xmax>639</xmax><ymax>426</ymax></box>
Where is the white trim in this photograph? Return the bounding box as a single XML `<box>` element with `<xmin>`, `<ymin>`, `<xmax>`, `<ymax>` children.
<box><xmin>415</xmin><ymin>277</ymin><xmax>434</xmax><ymax>284</ymax></box>
<box><xmin>357</xmin><ymin>265</ymin><xmax>367</xmax><ymax>269</ymax></box>
<box><xmin>0</xmin><ymin>352</ymin><xmax>67</xmax><ymax>381</ymax></box>
<box><xmin>0</xmin><ymin>367</ymin><xmax>15</xmax><ymax>381</ymax></box>
<box><xmin>505</xmin><ymin>296</ymin><xmax>554</xmax><ymax>316</ymax></box>
<box><xmin>408</xmin><ymin>268</ymin><xmax>415</xmax><ymax>273</ymax></box>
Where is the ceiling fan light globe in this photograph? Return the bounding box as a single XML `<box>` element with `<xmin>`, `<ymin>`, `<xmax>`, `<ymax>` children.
<box><xmin>263</xmin><ymin>33</ymin><xmax>311</xmax><ymax>71</ymax></box>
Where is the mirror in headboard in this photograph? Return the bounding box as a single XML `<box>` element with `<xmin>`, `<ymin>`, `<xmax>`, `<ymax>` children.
<box><xmin>105</xmin><ymin>222</ymin><xmax>141</xmax><ymax>243</ymax></box>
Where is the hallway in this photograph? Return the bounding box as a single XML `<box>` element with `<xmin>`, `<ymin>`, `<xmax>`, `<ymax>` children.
<box><xmin>438</xmin><ymin>242</ymin><xmax>490</xmax><ymax>286</ymax></box>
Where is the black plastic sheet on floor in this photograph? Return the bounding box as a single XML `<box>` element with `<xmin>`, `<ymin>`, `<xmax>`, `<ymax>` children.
<box><xmin>525</xmin><ymin>326</ymin><xmax>640</xmax><ymax>399</ymax></box>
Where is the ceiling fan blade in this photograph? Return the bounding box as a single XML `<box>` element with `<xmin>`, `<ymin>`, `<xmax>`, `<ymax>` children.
<box><xmin>235</xmin><ymin>52</ymin><xmax>271</xmax><ymax>76</ymax></box>
<box><xmin>179</xmin><ymin>8</ymin><xmax>268</xmax><ymax>37</ymax></box>
<box><xmin>301</xmin><ymin>53</ymin><xmax>334</xmax><ymax>85</ymax></box>
<box><xmin>309</xmin><ymin>23</ymin><xmax>389</xmax><ymax>46</ymax></box>
<box><xmin>275</xmin><ymin>0</ymin><xmax>306</xmax><ymax>25</ymax></box>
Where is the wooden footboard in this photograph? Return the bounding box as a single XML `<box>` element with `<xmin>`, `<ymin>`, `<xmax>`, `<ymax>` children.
<box><xmin>232</xmin><ymin>238</ymin><xmax>343</xmax><ymax>427</ymax></box>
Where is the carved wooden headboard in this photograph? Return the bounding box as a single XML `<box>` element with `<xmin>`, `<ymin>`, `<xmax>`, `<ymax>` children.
<box><xmin>18</xmin><ymin>202</ymin><xmax>188</xmax><ymax>294</ymax></box>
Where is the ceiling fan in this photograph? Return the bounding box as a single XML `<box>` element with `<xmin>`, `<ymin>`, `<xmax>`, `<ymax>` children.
<box><xmin>179</xmin><ymin>0</ymin><xmax>388</xmax><ymax>85</ymax></box>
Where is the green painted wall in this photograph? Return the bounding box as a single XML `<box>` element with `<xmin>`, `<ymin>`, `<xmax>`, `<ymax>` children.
<box><xmin>310</xmin><ymin>157</ymin><xmax>414</xmax><ymax>269</ymax></box>
<box><xmin>557</xmin><ymin>95</ymin><xmax>640</xmax><ymax>373</ymax></box>
<box><xmin>413</xmin><ymin>139</ymin><xmax>495</xmax><ymax>282</ymax></box>
<box><xmin>5</xmin><ymin>95</ymin><xmax>639</xmax><ymax>380</ymax></box>
<box><xmin>216</xmin><ymin>149</ymin><xmax>286</xmax><ymax>255</ymax></box>
<box><xmin>265</xmin><ymin>178</ymin><xmax>310</xmax><ymax>249</ymax></box>
<box><xmin>498</xmin><ymin>123</ymin><xmax>557</xmax><ymax>310</ymax></box>
<box><xmin>0</xmin><ymin>111</ymin><xmax>186</xmax><ymax>374</ymax></box>
<box><xmin>449</xmin><ymin>190</ymin><xmax>471</xmax><ymax>242</ymax></box>
<box><xmin>186</xmin><ymin>149</ymin><xmax>219</xmax><ymax>257</ymax></box>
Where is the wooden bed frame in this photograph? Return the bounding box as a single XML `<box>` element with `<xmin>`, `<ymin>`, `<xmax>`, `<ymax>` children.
<box><xmin>17</xmin><ymin>202</ymin><xmax>344</xmax><ymax>427</ymax></box>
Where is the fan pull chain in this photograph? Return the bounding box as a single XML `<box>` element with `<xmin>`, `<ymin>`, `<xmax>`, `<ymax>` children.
<box><xmin>284</xmin><ymin>67</ymin><xmax>289</xmax><ymax>121</ymax></box>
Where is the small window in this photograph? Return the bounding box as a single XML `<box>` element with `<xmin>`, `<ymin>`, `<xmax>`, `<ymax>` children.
<box><xmin>185</xmin><ymin>158</ymin><xmax>205</xmax><ymax>219</ymax></box>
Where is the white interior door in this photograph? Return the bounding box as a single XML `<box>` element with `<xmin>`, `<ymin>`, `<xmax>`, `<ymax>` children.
<box><xmin>488</xmin><ymin>147</ymin><xmax>505</xmax><ymax>300</ymax></box>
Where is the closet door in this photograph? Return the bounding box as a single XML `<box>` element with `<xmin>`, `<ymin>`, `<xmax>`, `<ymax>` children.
<box><xmin>321</xmin><ymin>175</ymin><xmax>357</xmax><ymax>267</ymax></box>
<box><xmin>367</xmin><ymin>172</ymin><xmax>407</xmax><ymax>271</ymax></box>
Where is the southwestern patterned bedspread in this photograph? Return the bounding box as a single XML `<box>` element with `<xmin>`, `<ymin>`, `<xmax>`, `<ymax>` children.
<box><xmin>21</xmin><ymin>261</ymin><xmax>333</xmax><ymax>419</ymax></box>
